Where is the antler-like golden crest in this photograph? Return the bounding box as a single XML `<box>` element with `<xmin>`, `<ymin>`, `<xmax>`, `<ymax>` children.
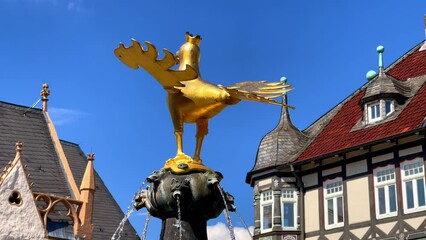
<box><xmin>114</xmin><ymin>39</ymin><xmax>198</xmax><ymax>90</ymax></box>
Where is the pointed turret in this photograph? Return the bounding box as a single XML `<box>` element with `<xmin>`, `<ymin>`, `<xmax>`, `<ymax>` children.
<box><xmin>247</xmin><ymin>77</ymin><xmax>309</xmax><ymax>184</ymax></box>
<box><xmin>80</xmin><ymin>153</ymin><xmax>96</xmax><ymax>191</ymax></box>
<box><xmin>78</xmin><ymin>153</ymin><xmax>96</xmax><ymax>240</ymax></box>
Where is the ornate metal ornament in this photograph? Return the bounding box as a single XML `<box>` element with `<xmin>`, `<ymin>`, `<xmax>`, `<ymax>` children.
<box><xmin>115</xmin><ymin>32</ymin><xmax>292</xmax><ymax>174</ymax></box>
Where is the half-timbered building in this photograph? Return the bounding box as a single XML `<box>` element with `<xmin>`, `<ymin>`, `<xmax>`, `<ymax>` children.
<box><xmin>246</xmin><ymin>21</ymin><xmax>426</xmax><ymax>240</ymax></box>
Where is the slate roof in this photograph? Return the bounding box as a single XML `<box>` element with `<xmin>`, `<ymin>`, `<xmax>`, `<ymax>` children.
<box><xmin>251</xmin><ymin>96</ymin><xmax>310</xmax><ymax>172</ymax></box>
<box><xmin>248</xmin><ymin>40</ymin><xmax>426</xmax><ymax>180</ymax></box>
<box><xmin>0</xmin><ymin>101</ymin><xmax>139</xmax><ymax>239</ymax></box>
<box><xmin>0</xmin><ymin>102</ymin><xmax>72</xmax><ymax>196</ymax></box>
<box><xmin>62</xmin><ymin>141</ymin><xmax>139</xmax><ymax>240</ymax></box>
<box><xmin>361</xmin><ymin>70</ymin><xmax>411</xmax><ymax>105</ymax></box>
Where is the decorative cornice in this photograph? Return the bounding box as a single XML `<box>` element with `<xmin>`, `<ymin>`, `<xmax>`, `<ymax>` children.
<box><xmin>0</xmin><ymin>142</ymin><xmax>26</xmax><ymax>186</ymax></box>
<box><xmin>33</xmin><ymin>192</ymin><xmax>83</xmax><ymax>238</ymax></box>
<box><xmin>43</xmin><ymin>111</ymin><xmax>81</xmax><ymax>200</ymax></box>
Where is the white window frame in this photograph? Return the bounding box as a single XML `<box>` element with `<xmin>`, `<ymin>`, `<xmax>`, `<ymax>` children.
<box><xmin>366</xmin><ymin>99</ymin><xmax>395</xmax><ymax>124</ymax></box>
<box><xmin>323</xmin><ymin>178</ymin><xmax>344</xmax><ymax>230</ymax></box>
<box><xmin>373</xmin><ymin>165</ymin><xmax>398</xmax><ymax>219</ymax></box>
<box><xmin>367</xmin><ymin>102</ymin><xmax>381</xmax><ymax>123</ymax></box>
<box><xmin>281</xmin><ymin>189</ymin><xmax>297</xmax><ymax>230</ymax></box>
<box><xmin>401</xmin><ymin>158</ymin><xmax>426</xmax><ymax>214</ymax></box>
<box><xmin>384</xmin><ymin>100</ymin><xmax>394</xmax><ymax>116</ymax></box>
<box><xmin>260</xmin><ymin>191</ymin><xmax>274</xmax><ymax>233</ymax></box>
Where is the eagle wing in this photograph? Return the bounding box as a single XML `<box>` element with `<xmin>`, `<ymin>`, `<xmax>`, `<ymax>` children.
<box><xmin>225</xmin><ymin>81</ymin><xmax>294</xmax><ymax>108</ymax></box>
<box><xmin>114</xmin><ymin>39</ymin><xmax>198</xmax><ymax>90</ymax></box>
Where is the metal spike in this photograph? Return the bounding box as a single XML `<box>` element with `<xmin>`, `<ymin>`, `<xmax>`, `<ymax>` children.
<box><xmin>265</xmin><ymin>82</ymin><xmax>283</xmax><ymax>86</ymax></box>
<box><xmin>262</xmin><ymin>94</ymin><xmax>285</xmax><ymax>99</ymax></box>
<box><xmin>260</xmin><ymin>85</ymin><xmax>288</xmax><ymax>90</ymax></box>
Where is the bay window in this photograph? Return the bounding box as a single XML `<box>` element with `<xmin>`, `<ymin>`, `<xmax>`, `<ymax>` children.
<box><xmin>281</xmin><ymin>189</ymin><xmax>297</xmax><ymax>229</ymax></box>
<box><xmin>260</xmin><ymin>191</ymin><xmax>273</xmax><ymax>232</ymax></box>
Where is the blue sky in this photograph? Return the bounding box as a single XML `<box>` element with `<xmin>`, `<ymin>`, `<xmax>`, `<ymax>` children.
<box><xmin>1</xmin><ymin>1</ymin><xmax>425</xmax><ymax>239</ymax></box>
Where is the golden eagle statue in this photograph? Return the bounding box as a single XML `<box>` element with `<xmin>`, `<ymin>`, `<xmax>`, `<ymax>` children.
<box><xmin>115</xmin><ymin>32</ymin><xmax>293</xmax><ymax>173</ymax></box>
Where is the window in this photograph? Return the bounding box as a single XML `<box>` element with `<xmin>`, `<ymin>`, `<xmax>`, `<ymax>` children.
<box><xmin>260</xmin><ymin>191</ymin><xmax>273</xmax><ymax>232</ymax></box>
<box><xmin>368</xmin><ymin>102</ymin><xmax>381</xmax><ymax>122</ymax></box>
<box><xmin>366</xmin><ymin>100</ymin><xmax>394</xmax><ymax>123</ymax></box>
<box><xmin>374</xmin><ymin>165</ymin><xmax>397</xmax><ymax>218</ymax></box>
<box><xmin>323</xmin><ymin>178</ymin><xmax>344</xmax><ymax>229</ymax></box>
<box><xmin>281</xmin><ymin>189</ymin><xmax>297</xmax><ymax>229</ymax></box>
<box><xmin>8</xmin><ymin>191</ymin><xmax>23</xmax><ymax>206</ymax></box>
<box><xmin>385</xmin><ymin>100</ymin><xmax>393</xmax><ymax>115</ymax></box>
<box><xmin>401</xmin><ymin>158</ymin><xmax>426</xmax><ymax>213</ymax></box>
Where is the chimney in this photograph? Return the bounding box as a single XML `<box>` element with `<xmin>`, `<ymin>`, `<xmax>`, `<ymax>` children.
<box><xmin>424</xmin><ymin>14</ymin><xmax>426</xmax><ymax>38</ymax></box>
<box><xmin>421</xmin><ymin>15</ymin><xmax>426</xmax><ymax>51</ymax></box>
<box><xmin>78</xmin><ymin>153</ymin><xmax>96</xmax><ymax>240</ymax></box>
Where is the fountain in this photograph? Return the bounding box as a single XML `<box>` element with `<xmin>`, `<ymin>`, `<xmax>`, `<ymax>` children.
<box><xmin>133</xmin><ymin>169</ymin><xmax>236</xmax><ymax>239</ymax></box>
<box><xmin>114</xmin><ymin>32</ymin><xmax>292</xmax><ymax>239</ymax></box>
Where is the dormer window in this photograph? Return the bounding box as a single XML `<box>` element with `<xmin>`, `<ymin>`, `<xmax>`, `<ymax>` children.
<box><xmin>368</xmin><ymin>102</ymin><xmax>381</xmax><ymax>122</ymax></box>
<box><xmin>385</xmin><ymin>100</ymin><xmax>394</xmax><ymax>114</ymax></box>
<box><xmin>366</xmin><ymin>100</ymin><xmax>394</xmax><ymax>124</ymax></box>
<box><xmin>360</xmin><ymin>46</ymin><xmax>411</xmax><ymax>126</ymax></box>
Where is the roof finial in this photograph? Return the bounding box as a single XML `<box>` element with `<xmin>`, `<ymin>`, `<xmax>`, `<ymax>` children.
<box><xmin>365</xmin><ymin>46</ymin><xmax>385</xmax><ymax>81</ymax></box>
<box><xmin>377</xmin><ymin>45</ymin><xmax>385</xmax><ymax>75</ymax></box>
<box><xmin>15</xmin><ymin>142</ymin><xmax>23</xmax><ymax>159</ymax></box>
<box><xmin>280</xmin><ymin>76</ymin><xmax>288</xmax><ymax>102</ymax></box>
<box><xmin>40</xmin><ymin>83</ymin><xmax>50</xmax><ymax>112</ymax></box>
<box><xmin>366</xmin><ymin>70</ymin><xmax>377</xmax><ymax>81</ymax></box>
<box><xmin>87</xmin><ymin>153</ymin><xmax>95</xmax><ymax>162</ymax></box>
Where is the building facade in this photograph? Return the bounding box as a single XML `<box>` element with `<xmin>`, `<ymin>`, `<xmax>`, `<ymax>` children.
<box><xmin>246</xmin><ymin>24</ymin><xmax>426</xmax><ymax>240</ymax></box>
<box><xmin>0</xmin><ymin>85</ymin><xmax>138</xmax><ymax>239</ymax></box>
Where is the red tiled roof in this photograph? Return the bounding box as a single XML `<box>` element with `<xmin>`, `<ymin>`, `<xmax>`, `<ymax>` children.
<box><xmin>388</xmin><ymin>44</ymin><xmax>426</xmax><ymax>80</ymax></box>
<box><xmin>297</xmin><ymin>46</ymin><xmax>426</xmax><ymax>163</ymax></box>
